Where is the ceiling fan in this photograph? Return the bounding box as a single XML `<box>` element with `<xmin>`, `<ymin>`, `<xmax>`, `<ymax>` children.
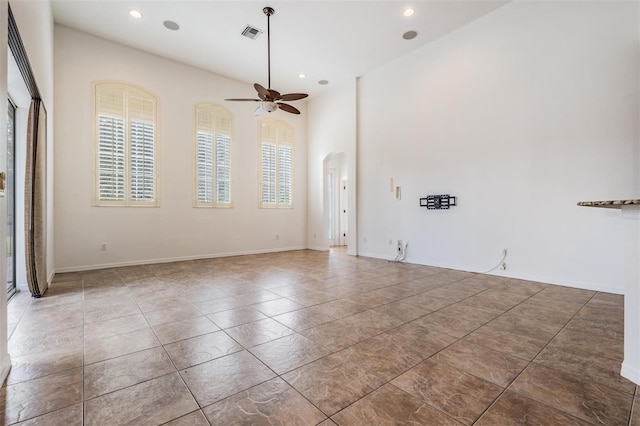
<box><xmin>225</xmin><ymin>7</ymin><xmax>308</xmax><ymax>115</ymax></box>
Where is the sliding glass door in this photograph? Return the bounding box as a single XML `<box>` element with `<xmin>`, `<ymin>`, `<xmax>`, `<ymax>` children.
<box><xmin>7</xmin><ymin>99</ymin><xmax>16</xmax><ymax>298</ymax></box>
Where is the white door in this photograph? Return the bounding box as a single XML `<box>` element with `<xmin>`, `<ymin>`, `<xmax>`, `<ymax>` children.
<box><xmin>327</xmin><ymin>169</ymin><xmax>335</xmax><ymax>246</ymax></box>
<box><xmin>339</xmin><ymin>180</ymin><xmax>347</xmax><ymax>246</ymax></box>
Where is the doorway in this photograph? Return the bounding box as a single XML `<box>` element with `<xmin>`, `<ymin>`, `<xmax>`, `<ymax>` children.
<box><xmin>323</xmin><ymin>152</ymin><xmax>347</xmax><ymax>249</ymax></box>
<box><xmin>7</xmin><ymin>41</ymin><xmax>30</xmax><ymax>296</ymax></box>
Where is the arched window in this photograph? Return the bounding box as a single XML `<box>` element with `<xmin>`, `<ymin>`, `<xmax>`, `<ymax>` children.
<box><xmin>93</xmin><ymin>82</ymin><xmax>158</xmax><ymax>206</ymax></box>
<box><xmin>259</xmin><ymin>118</ymin><xmax>293</xmax><ymax>208</ymax></box>
<box><xmin>194</xmin><ymin>103</ymin><xmax>232</xmax><ymax>207</ymax></box>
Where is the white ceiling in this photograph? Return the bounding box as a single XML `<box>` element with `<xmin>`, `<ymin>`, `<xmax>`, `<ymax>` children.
<box><xmin>51</xmin><ymin>1</ymin><xmax>509</xmax><ymax>98</ymax></box>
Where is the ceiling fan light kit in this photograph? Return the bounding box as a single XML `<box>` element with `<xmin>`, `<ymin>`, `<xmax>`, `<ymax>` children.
<box><xmin>226</xmin><ymin>6</ymin><xmax>308</xmax><ymax>115</ymax></box>
<box><xmin>262</xmin><ymin>101</ymin><xmax>278</xmax><ymax>113</ymax></box>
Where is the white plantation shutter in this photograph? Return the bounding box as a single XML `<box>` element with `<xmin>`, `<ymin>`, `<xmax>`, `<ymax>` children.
<box><xmin>259</xmin><ymin>118</ymin><xmax>294</xmax><ymax>208</ymax></box>
<box><xmin>195</xmin><ymin>104</ymin><xmax>232</xmax><ymax>207</ymax></box>
<box><xmin>278</xmin><ymin>145</ymin><xmax>292</xmax><ymax>205</ymax></box>
<box><xmin>216</xmin><ymin>134</ymin><xmax>231</xmax><ymax>204</ymax></box>
<box><xmin>94</xmin><ymin>82</ymin><xmax>157</xmax><ymax>206</ymax></box>
<box><xmin>129</xmin><ymin>93</ymin><xmax>156</xmax><ymax>203</ymax></box>
<box><xmin>96</xmin><ymin>87</ymin><xmax>126</xmax><ymax>202</ymax></box>
<box><xmin>196</xmin><ymin>132</ymin><xmax>214</xmax><ymax>203</ymax></box>
<box><xmin>261</xmin><ymin>142</ymin><xmax>277</xmax><ymax>204</ymax></box>
<box><xmin>97</xmin><ymin>116</ymin><xmax>126</xmax><ymax>201</ymax></box>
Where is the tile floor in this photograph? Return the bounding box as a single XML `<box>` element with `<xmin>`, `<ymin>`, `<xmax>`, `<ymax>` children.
<box><xmin>2</xmin><ymin>249</ymin><xmax>639</xmax><ymax>425</ymax></box>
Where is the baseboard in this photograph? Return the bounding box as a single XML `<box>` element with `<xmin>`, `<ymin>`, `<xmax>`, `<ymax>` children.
<box><xmin>497</xmin><ymin>270</ymin><xmax>624</xmax><ymax>295</ymax></box>
<box><xmin>307</xmin><ymin>246</ymin><xmax>329</xmax><ymax>252</ymax></box>
<box><xmin>0</xmin><ymin>353</ymin><xmax>11</xmax><ymax>385</ymax></box>
<box><xmin>621</xmin><ymin>361</ymin><xmax>640</xmax><ymax>386</ymax></box>
<box><xmin>356</xmin><ymin>251</ymin><xmax>624</xmax><ymax>295</ymax></box>
<box><xmin>357</xmin><ymin>251</ymin><xmax>395</xmax><ymax>262</ymax></box>
<box><xmin>54</xmin><ymin>247</ymin><xmax>623</xmax><ymax>295</ymax></box>
<box><xmin>54</xmin><ymin>246</ymin><xmax>308</xmax><ymax>274</ymax></box>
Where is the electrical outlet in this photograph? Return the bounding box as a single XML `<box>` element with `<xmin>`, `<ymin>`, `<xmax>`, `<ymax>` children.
<box><xmin>500</xmin><ymin>262</ymin><xmax>507</xmax><ymax>270</ymax></box>
<box><xmin>100</xmin><ymin>243</ymin><xmax>107</xmax><ymax>251</ymax></box>
<box><xmin>276</xmin><ymin>234</ymin><xmax>280</xmax><ymax>240</ymax></box>
<box><xmin>397</xmin><ymin>240</ymin><xmax>403</xmax><ymax>253</ymax></box>
<box><xmin>502</xmin><ymin>248</ymin><xmax>507</xmax><ymax>256</ymax></box>
<box><xmin>388</xmin><ymin>239</ymin><xmax>392</xmax><ymax>245</ymax></box>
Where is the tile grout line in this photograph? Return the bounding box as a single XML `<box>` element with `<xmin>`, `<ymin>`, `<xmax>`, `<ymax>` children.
<box><xmin>471</xmin><ymin>291</ymin><xmax>604</xmax><ymax>425</ymax></box>
<box><xmin>12</xmin><ymin>252</ymin><xmax>631</xmax><ymax>425</ymax></box>
<box><xmin>122</xmin><ymin>270</ymin><xmax>211</xmax><ymax>426</ymax></box>
<box><xmin>334</xmin><ymin>280</ymin><xmax>589</xmax><ymax>425</ymax></box>
<box><xmin>358</xmin><ymin>280</ymin><xmax>543</xmax><ymax>425</ymax></box>
<box><xmin>6</xmin><ymin>282</ymin><xmax>86</xmax><ymax>425</ymax></box>
<box><xmin>230</xmin><ymin>273</ymin><xmax>510</xmax><ymax>424</ymax></box>
<box><xmin>246</xmin><ymin>274</ymin><xmax>512</xmax><ymax>422</ymax></box>
<box><xmin>3</xmin><ymin>260</ymin><xmax>496</xmax><ymax>424</ymax></box>
<box><xmin>631</xmin><ymin>387</ymin><xmax>639</xmax><ymax>426</ymax></box>
<box><xmin>154</xmin><ymin>283</ymin><xmax>338</xmax><ymax>423</ymax></box>
<box><xmin>6</xmin><ymin>292</ymin><xmax>33</xmax><ymax>341</ymax></box>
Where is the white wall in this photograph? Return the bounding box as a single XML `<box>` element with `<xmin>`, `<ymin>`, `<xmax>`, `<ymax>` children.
<box><xmin>307</xmin><ymin>81</ymin><xmax>357</xmax><ymax>254</ymax></box>
<box><xmin>622</xmin><ymin>0</ymin><xmax>640</xmax><ymax>386</ymax></box>
<box><xmin>357</xmin><ymin>1</ymin><xmax>639</xmax><ymax>293</ymax></box>
<box><xmin>622</xmin><ymin>206</ymin><xmax>640</xmax><ymax>385</ymax></box>
<box><xmin>54</xmin><ymin>26</ymin><xmax>307</xmax><ymax>271</ymax></box>
<box><xmin>11</xmin><ymin>0</ymin><xmax>55</xmax><ymax>282</ymax></box>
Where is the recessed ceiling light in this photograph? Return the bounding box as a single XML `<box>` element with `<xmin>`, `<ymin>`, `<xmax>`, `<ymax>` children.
<box><xmin>403</xmin><ymin>8</ymin><xmax>415</xmax><ymax>17</ymax></box>
<box><xmin>318</xmin><ymin>80</ymin><xmax>329</xmax><ymax>85</ymax></box>
<box><xmin>298</xmin><ymin>73</ymin><xmax>306</xmax><ymax>79</ymax></box>
<box><xmin>403</xmin><ymin>30</ymin><xmax>418</xmax><ymax>40</ymax></box>
<box><xmin>163</xmin><ymin>20</ymin><xmax>180</xmax><ymax>31</ymax></box>
<box><xmin>129</xmin><ymin>10</ymin><xmax>143</xmax><ymax>19</ymax></box>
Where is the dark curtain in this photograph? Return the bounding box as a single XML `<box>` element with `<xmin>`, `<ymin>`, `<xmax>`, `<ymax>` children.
<box><xmin>24</xmin><ymin>99</ymin><xmax>47</xmax><ymax>297</ymax></box>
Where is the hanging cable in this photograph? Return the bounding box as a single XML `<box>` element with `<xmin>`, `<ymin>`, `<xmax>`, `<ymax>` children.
<box><xmin>483</xmin><ymin>251</ymin><xmax>507</xmax><ymax>273</ymax></box>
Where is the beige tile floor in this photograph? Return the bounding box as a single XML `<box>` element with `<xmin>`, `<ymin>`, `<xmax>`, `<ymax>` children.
<box><xmin>3</xmin><ymin>249</ymin><xmax>639</xmax><ymax>425</ymax></box>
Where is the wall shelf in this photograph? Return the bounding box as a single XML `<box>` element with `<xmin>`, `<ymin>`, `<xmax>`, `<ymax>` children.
<box><xmin>577</xmin><ymin>199</ymin><xmax>640</xmax><ymax>209</ymax></box>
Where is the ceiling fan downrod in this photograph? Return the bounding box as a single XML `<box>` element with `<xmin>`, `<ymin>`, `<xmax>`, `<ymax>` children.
<box><xmin>263</xmin><ymin>7</ymin><xmax>274</xmax><ymax>90</ymax></box>
<box><xmin>224</xmin><ymin>6</ymin><xmax>307</xmax><ymax>115</ymax></box>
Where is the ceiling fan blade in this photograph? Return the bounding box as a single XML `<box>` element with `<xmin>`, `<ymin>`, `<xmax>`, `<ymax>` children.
<box><xmin>268</xmin><ymin>89</ymin><xmax>281</xmax><ymax>100</ymax></box>
<box><xmin>277</xmin><ymin>103</ymin><xmax>300</xmax><ymax>115</ymax></box>
<box><xmin>254</xmin><ymin>83</ymin><xmax>270</xmax><ymax>100</ymax></box>
<box><xmin>280</xmin><ymin>93</ymin><xmax>308</xmax><ymax>101</ymax></box>
<box><xmin>225</xmin><ymin>98</ymin><xmax>261</xmax><ymax>102</ymax></box>
<box><xmin>254</xmin><ymin>105</ymin><xmax>264</xmax><ymax>116</ymax></box>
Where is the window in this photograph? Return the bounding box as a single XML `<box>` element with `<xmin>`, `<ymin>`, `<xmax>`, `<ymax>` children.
<box><xmin>259</xmin><ymin>118</ymin><xmax>293</xmax><ymax>208</ymax></box>
<box><xmin>94</xmin><ymin>82</ymin><xmax>158</xmax><ymax>206</ymax></box>
<box><xmin>194</xmin><ymin>103</ymin><xmax>232</xmax><ymax>207</ymax></box>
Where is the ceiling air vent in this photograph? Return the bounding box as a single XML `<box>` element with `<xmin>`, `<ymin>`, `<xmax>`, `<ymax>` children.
<box><xmin>241</xmin><ymin>25</ymin><xmax>263</xmax><ymax>40</ymax></box>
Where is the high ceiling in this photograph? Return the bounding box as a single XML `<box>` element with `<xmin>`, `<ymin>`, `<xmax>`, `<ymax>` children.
<box><xmin>51</xmin><ymin>1</ymin><xmax>509</xmax><ymax>98</ymax></box>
